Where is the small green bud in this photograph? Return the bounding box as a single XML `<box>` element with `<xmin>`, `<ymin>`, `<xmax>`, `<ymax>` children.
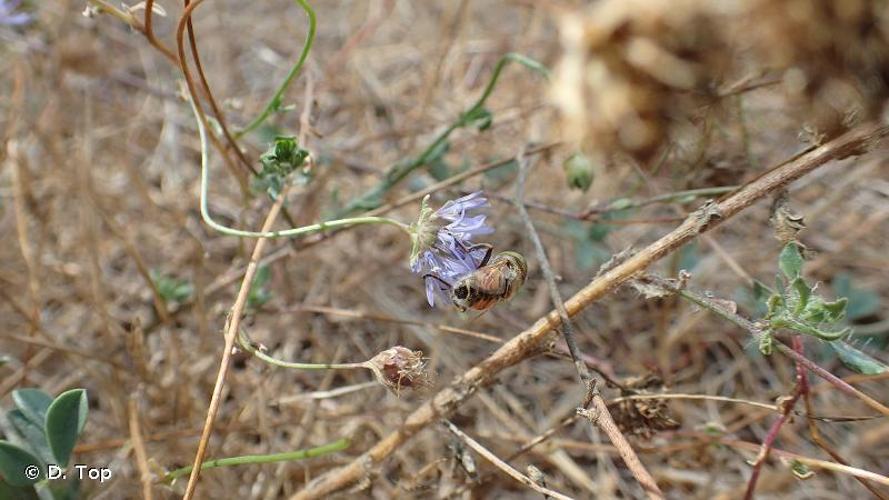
<box><xmin>563</xmin><ymin>153</ymin><xmax>594</xmax><ymax>192</ymax></box>
<box><xmin>758</xmin><ymin>330</ymin><xmax>774</xmax><ymax>356</ymax></box>
<box><xmin>788</xmin><ymin>460</ymin><xmax>814</xmax><ymax>480</ymax></box>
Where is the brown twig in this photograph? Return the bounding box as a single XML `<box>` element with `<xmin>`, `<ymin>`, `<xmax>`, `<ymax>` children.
<box><xmin>442</xmin><ymin>420</ymin><xmax>575</xmax><ymax>500</ymax></box>
<box><xmin>514</xmin><ymin>152</ymin><xmax>663</xmax><ymax>498</ymax></box>
<box><xmin>291</xmin><ymin>114</ymin><xmax>889</xmax><ymax>500</ymax></box>
<box><xmin>181</xmin><ymin>0</ymin><xmax>256</xmax><ymax>177</ymax></box>
<box><xmin>128</xmin><ymin>396</ymin><xmax>155</xmax><ymax>500</ymax></box>
<box><xmin>181</xmin><ymin>185</ymin><xmax>291</xmax><ymax>499</ymax></box>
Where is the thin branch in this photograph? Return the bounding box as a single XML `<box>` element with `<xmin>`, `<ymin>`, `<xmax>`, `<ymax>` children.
<box><xmin>719</xmin><ymin>438</ymin><xmax>889</xmax><ymax>487</ymax></box>
<box><xmin>442</xmin><ymin>420</ymin><xmax>575</xmax><ymax>500</ymax></box>
<box><xmin>128</xmin><ymin>397</ymin><xmax>154</xmax><ymax>500</ymax></box>
<box><xmin>181</xmin><ymin>184</ymin><xmax>292</xmax><ymax>500</ymax></box>
<box><xmin>514</xmin><ymin>152</ymin><xmax>663</xmax><ymax>498</ymax></box>
<box><xmin>290</xmin><ymin>104</ymin><xmax>889</xmax><ymax>500</ymax></box>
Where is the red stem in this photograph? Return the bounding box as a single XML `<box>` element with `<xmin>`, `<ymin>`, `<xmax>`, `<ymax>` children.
<box><xmin>743</xmin><ymin>335</ymin><xmax>806</xmax><ymax>499</ymax></box>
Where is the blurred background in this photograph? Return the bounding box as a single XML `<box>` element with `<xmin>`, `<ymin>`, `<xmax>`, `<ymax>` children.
<box><xmin>1</xmin><ymin>0</ymin><xmax>889</xmax><ymax>498</ymax></box>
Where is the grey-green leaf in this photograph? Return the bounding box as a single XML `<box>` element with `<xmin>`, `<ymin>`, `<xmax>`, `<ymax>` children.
<box><xmin>12</xmin><ymin>389</ymin><xmax>53</xmax><ymax>427</ymax></box>
<box><xmin>7</xmin><ymin>410</ymin><xmax>53</xmax><ymax>465</ymax></box>
<box><xmin>0</xmin><ymin>441</ymin><xmax>44</xmax><ymax>486</ymax></box>
<box><xmin>44</xmin><ymin>389</ymin><xmax>89</xmax><ymax>467</ymax></box>
<box><xmin>831</xmin><ymin>341</ymin><xmax>889</xmax><ymax>375</ymax></box>
<box><xmin>778</xmin><ymin>242</ymin><xmax>804</xmax><ymax>280</ymax></box>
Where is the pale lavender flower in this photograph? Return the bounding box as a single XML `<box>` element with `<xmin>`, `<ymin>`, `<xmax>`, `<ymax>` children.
<box><xmin>409</xmin><ymin>191</ymin><xmax>493</xmax><ymax>307</ymax></box>
<box><xmin>0</xmin><ymin>0</ymin><xmax>30</xmax><ymax>26</ymax></box>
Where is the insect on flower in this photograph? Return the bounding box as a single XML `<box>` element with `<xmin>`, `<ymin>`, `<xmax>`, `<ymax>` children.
<box><xmin>409</xmin><ymin>191</ymin><xmax>494</xmax><ymax>307</ymax></box>
<box><xmin>408</xmin><ymin>191</ymin><xmax>527</xmax><ymax>312</ymax></box>
<box><xmin>425</xmin><ymin>249</ymin><xmax>528</xmax><ymax>313</ymax></box>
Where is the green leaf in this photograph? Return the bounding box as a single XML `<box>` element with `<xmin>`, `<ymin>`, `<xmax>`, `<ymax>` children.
<box><xmin>12</xmin><ymin>389</ymin><xmax>53</xmax><ymax>427</ymax></box>
<box><xmin>44</xmin><ymin>390</ymin><xmax>88</xmax><ymax>467</ymax></box>
<box><xmin>778</xmin><ymin>242</ymin><xmax>804</xmax><ymax>280</ymax></box>
<box><xmin>460</xmin><ymin>106</ymin><xmax>493</xmax><ymax>130</ymax></box>
<box><xmin>822</xmin><ymin>298</ymin><xmax>848</xmax><ymax>322</ymax></box>
<box><xmin>788</xmin><ymin>459</ymin><xmax>814</xmax><ymax>480</ymax></box>
<box><xmin>256</xmin><ymin>136</ymin><xmax>311</xmax><ymax>199</ymax></box>
<box><xmin>0</xmin><ymin>441</ymin><xmax>44</xmax><ymax>486</ymax></box>
<box><xmin>151</xmin><ymin>271</ymin><xmax>193</xmax><ymax>304</ymax></box>
<box><xmin>777</xmin><ymin>315</ymin><xmax>849</xmax><ymax>341</ymax></box>
<box><xmin>831</xmin><ymin>341</ymin><xmax>889</xmax><ymax>375</ymax></box>
<box><xmin>607</xmin><ymin>198</ymin><xmax>634</xmax><ymax>211</ymax></box>
<box><xmin>791</xmin><ymin>278</ymin><xmax>811</xmax><ymax>313</ymax></box>
<box><xmin>247</xmin><ymin>266</ymin><xmax>272</xmax><ymax>309</ymax></box>
<box><xmin>7</xmin><ymin>411</ymin><xmax>53</xmax><ymax>465</ymax></box>
<box><xmin>765</xmin><ymin>293</ymin><xmax>784</xmax><ymax>320</ymax></box>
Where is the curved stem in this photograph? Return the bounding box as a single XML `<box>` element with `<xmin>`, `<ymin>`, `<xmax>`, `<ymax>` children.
<box><xmin>340</xmin><ymin>52</ymin><xmax>549</xmax><ymax>215</ymax></box>
<box><xmin>236</xmin><ymin>0</ymin><xmax>317</xmax><ymax>137</ymax></box>
<box><xmin>238</xmin><ymin>329</ymin><xmax>368</xmax><ymax>371</ymax></box>
<box><xmin>164</xmin><ymin>438</ymin><xmax>350</xmax><ymax>483</ymax></box>
<box><xmin>189</xmin><ymin>96</ymin><xmax>411</xmax><ymax>238</ymax></box>
<box><xmin>464</xmin><ymin>53</ymin><xmax>550</xmax><ymax>119</ymax></box>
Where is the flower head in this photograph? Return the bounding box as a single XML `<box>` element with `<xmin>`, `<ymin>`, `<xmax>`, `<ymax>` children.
<box><xmin>409</xmin><ymin>191</ymin><xmax>493</xmax><ymax>307</ymax></box>
<box><xmin>366</xmin><ymin>346</ymin><xmax>431</xmax><ymax>394</ymax></box>
<box><xmin>0</xmin><ymin>0</ymin><xmax>31</xmax><ymax>26</ymax></box>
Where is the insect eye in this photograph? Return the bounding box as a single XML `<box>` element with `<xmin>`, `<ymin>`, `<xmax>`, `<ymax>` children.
<box><xmin>454</xmin><ymin>286</ymin><xmax>469</xmax><ymax>299</ymax></box>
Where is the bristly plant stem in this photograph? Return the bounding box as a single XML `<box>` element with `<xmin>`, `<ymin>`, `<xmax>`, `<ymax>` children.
<box><xmin>236</xmin><ymin>0</ymin><xmax>317</xmax><ymax>138</ymax></box>
<box><xmin>514</xmin><ymin>152</ymin><xmax>663</xmax><ymax>499</ymax></box>
<box><xmin>189</xmin><ymin>96</ymin><xmax>412</xmax><ymax>239</ymax></box>
<box><xmin>339</xmin><ymin>52</ymin><xmax>550</xmax><ymax>215</ymax></box>
<box><xmin>165</xmin><ymin>438</ymin><xmax>350</xmax><ymax>483</ymax></box>
<box><xmin>292</xmin><ymin>123</ymin><xmax>889</xmax><ymax>499</ymax></box>
<box><xmin>640</xmin><ymin>274</ymin><xmax>889</xmax><ymax>417</ymax></box>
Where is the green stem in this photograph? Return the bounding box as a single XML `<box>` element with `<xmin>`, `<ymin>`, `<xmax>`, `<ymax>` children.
<box><xmin>235</xmin><ymin>0</ymin><xmax>317</xmax><ymax>137</ymax></box>
<box><xmin>189</xmin><ymin>96</ymin><xmax>411</xmax><ymax>238</ymax></box>
<box><xmin>238</xmin><ymin>329</ymin><xmax>369</xmax><ymax>371</ymax></box>
<box><xmin>162</xmin><ymin>438</ymin><xmax>350</xmax><ymax>483</ymax></box>
<box><xmin>340</xmin><ymin>52</ymin><xmax>549</xmax><ymax>215</ymax></box>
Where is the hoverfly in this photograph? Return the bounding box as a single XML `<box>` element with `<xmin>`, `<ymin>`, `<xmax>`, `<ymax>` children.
<box><xmin>424</xmin><ymin>244</ymin><xmax>527</xmax><ymax>313</ymax></box>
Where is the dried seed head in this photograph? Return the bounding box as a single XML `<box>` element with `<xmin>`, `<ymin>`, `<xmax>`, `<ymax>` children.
<box><xmin>613</xmin><ymin>374</ymin><xmax>681</xmax><ymax>439</ymax></box>
<box><xmin>770</xmin><ymin>191</ymin><xmax>806</xmax><ymax>244</ymax></box>
<box><xmin>366</xmin><ymin>346</ymin><xmax>431</xmax><ymax>395</ymax></box>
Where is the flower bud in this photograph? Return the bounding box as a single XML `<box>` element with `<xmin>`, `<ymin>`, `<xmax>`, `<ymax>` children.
<box><xmin>562</xmin><ymin>153</ymin><xmax>595</xmax><ymax>192</ymax></box>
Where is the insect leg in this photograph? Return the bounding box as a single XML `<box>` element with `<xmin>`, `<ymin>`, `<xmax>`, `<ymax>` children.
<box><xmin>457</xmin><ymin>241</ymin><xmax>493</xmax><ymax>267</ymax></box>
<box><xmin>422</xmin><ymin>273</ymin><xmax>452</xmax><ymax>290</ymax></box>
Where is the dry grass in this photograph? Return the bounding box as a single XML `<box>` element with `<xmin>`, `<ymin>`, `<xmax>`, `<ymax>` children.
<box><xmin>2</xmin><ymin>0</ymin><xmax>889</xmax><ymax>498</ymax></box>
